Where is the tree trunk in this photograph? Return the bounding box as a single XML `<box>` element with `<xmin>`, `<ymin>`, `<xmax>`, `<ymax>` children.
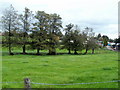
<box><xmin>8</xmin><ymin>19</ymin><xmax>13</xmax><ymax>55</ymax></box>
<box><xmin>48</xmin><ymin>39</ymin><xmax>56</xmax><ymax>55</ymax></box>
<box><xmin>74</xmin><ymin>49</ymin><xmax>78</xmax><ymax>54</ymax></box>
<box><xmin>22</xmin><ymin>45</ymin><xmax>26</xmax><ymax>54</ymax></box>
<box><xmin>49</xmin><ymin>50</ymin><xmax>56</xmax><ymax>55</ymax></box>
<box><xmin>8</xmin><ymin>42</ymin><xmax>13</xmax><ymax>55</ymax></box>
<box><xmin>84</xmin><ymin>48</ymin><xmax>88</xmax><ymax>54</ymax></box>
<box><xmin>22</xmin><ymin>10</ymin><xmax>28</xmax><ymax>55</ymax></box>
<box><xmin>36</xmin><ymin>48</ymin><xmax>40</xmax><ymax>55</ymax></box>
<box><xmin>92</xmin><ymin>48</ymin><xmax>94</xmax><ymax>54</ymax></box>
<box><xmin>48</xmin><ymin>47</ymin><xmax>56</xmax><ymax>55</ymax></box>
<box><xmin>68</xmin><ymin>49</ymin><xmax>71</xmax><ymax>54</ymax></box>
<box><xmin>8</xmin><ymin>32</ymin><xmax>12</xmax><ymax>55</ymax></box>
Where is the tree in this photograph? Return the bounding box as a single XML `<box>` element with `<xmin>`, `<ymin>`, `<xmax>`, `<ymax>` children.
<box><xmin>62</xmin><ymin>24</ymin><xmax>84</xmax><ymax>54</ymax></box>
<box><xmin>70</xmin><ymin>25</ymin><xmax>84</xmax><ymax>54</ymax></box>
<box><xmin>102</xmin><ymin>35</ymin><xmax>109</xmax><ymax>46</ymax></box>
<box><xmin>19</xmin><ymin>7</ymin><xmax>33</xmax><ymax>54</ymax></box>
<box><xmin>31</xmin><ymin>11</ymin><xmax>48</xmax><ymax>54</ymax></box>
<box><xmin>83</xmin><ymin>27</ymin><xmax>97</xmax><ymax>54</ymax></box>
<box><xmin>62</xmin><ymin>23</ymin><xmax>74</xmax><ymax>54</ymax></box>
<box><xmin>85</xmin><ymin>37</ymin><xmax>98</xmax><ymax>54</ymax></box>
<box><xmin>1</xmin><ymin>5</ymin><xmax>18</xmax><ymax>55</ymax></box>
<box><xmin>47</xmin><ymin>13</ymin><xmax>62</xmax><ymax>55</ymax></box>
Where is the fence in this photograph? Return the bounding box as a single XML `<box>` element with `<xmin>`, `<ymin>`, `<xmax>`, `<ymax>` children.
<box><xmin>1</xmin><ymin>78</ymin><xmax>120</xmax><ymax>88</ymax></box>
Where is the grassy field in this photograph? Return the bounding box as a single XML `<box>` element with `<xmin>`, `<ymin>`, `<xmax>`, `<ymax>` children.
<box><xmin>2</xmin><ymin>48</ymin><xmax>118</xmax><ymax>88</ymax></box>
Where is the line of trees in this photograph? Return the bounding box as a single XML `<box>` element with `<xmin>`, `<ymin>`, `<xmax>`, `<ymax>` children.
<box><xmin>1</xmin><ymin>5</ymin><xmax>98</xmax><ymax>55</ymax></box>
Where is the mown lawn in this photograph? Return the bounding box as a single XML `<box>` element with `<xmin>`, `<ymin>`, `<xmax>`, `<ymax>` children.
<box><xmin>2</xmin><ymin>48</ymin><xmax>118</xmax><ymax>88</ymax></box>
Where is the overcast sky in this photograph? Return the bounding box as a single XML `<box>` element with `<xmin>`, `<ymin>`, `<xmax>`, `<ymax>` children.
<box><xmin>0</xmin><ymin>0</ymin><xmax>119</xmax><ymax>39</ymax></box>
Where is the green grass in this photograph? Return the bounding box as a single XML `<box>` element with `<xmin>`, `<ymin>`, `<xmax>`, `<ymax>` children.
<box><xmin>2</xmin><ymin>48</ymin><xmax>118</xmax><ymax>88</ymax></box>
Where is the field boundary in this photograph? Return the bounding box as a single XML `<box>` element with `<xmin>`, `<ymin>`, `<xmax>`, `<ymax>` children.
<box><xmin>30</xmin><ymin>80</ymin><xmax>120</xmax><ymax>85</ymax></box>
<box><xmin>1</xmin><ymin>79</ymin><xmax>120</xmax><ymax>88</ymax></box>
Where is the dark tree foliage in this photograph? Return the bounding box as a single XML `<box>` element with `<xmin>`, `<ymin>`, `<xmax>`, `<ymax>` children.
<box><xmin>114</xmin><ymin>37</ymin><xmax>120</xmax><ymax>43</ymax></box>
<box><xmin>109</xmin><ymin>39</ymin><xmax>114</xmax><ymax>42</ymax></box>
<box><xmin>102</xmin><ymin>35</ymin><xmax>109</xmax><ymax>46</ymax></box>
